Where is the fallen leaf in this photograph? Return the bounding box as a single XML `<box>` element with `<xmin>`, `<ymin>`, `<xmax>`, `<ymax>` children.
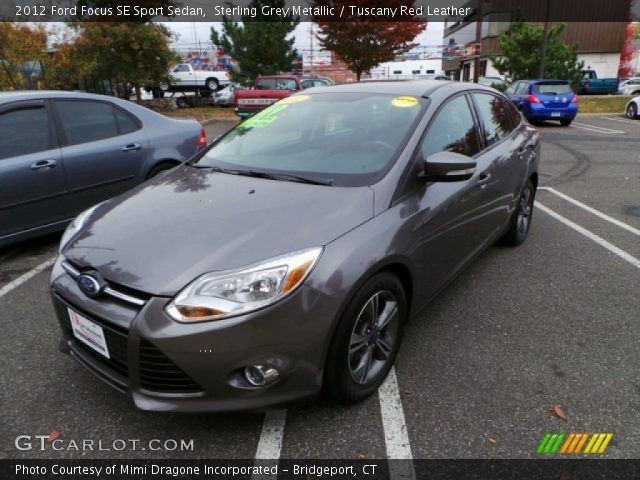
<box><xmin>487</xmin><ymin>437</ymin><xmax>497</xmax><ymax>444</ymax></box>
<box><xmin>548</xmin><ymin>405</ymin><xmax>567</xmax><ymax>421</ymax></box>
<box><xmin>357</xmin><ymin>453</ymin><xmax>366</xmax><ymax>459</ymax></box>
<box><xmin>47</xmin><ymin>430</ymin><xmax>61</xmax><ymax>442</ymax></box>
<box><xmin>403</xmin><ymin>389</ymin><xmax>412</xmax><ymax>395</ymax></box>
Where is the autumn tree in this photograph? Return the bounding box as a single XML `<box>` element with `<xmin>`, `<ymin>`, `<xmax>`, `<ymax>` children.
<box><xmin>618</xmin><ymin>22</ymin><xmax>636</xmax><ymax>77</ymax></box>
<box><xmin>0</xmin><ymin>23</ymin><xmax>48</xmax><ymax>90</ymax></box>
<box><xmin>211</xmin><ymin>0</ymin><xmax>299</xmax><ymax>85</ymax></box>
<box><xmin>490</xmin><ymin>19</ymin><xmax>584</xmax><ymax>90</ymax></box>
<box><xmin>72</xmin><ymin>22</ymin><xmax>178</xmax><ymax>99</ymax></box>
<box><xmin>311</xmin><ymin>0</ymin><xmax>426</xmax><ymax>81</ymax></box>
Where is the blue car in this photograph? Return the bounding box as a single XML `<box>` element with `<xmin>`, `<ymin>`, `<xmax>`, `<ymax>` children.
<box><xmin>505</xmin><ymin>80</ymin><xmax>578</xmax><ymax>126</ymax></box>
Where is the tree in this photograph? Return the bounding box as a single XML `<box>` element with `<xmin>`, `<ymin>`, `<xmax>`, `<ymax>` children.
<box><xmin>489</xmin><ymin>19</ymin><xmax>584</xmax><ymax>90</ymax></box>
<box><xmin>311</xmin><ymin>0</ymin><xmax>426</xmax><ymax>81</ymax></box>
<box><xmin>0</xmin><ymin>23</ymin><xmax>48</xmax><ymax>90</ymax></box>
<box><xmin>72</xmin><ymin>22</ymin><xmax>179</xmax><ymax>99</ymax></box>
<box><xmin>211</xmin><ymin>0</ymin><xmax>299</xmax><ymax>85</ymax></box>
<box><xmin>618</xmin><ymin>21</ymin><xmax>636</xmax><ymax>77</ymax></box>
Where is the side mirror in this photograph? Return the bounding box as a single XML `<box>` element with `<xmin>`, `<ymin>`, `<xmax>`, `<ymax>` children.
<box><xmin>421</xmin><ymin>151</ymin><xmax>476</xmax><ymax>182</ymax></box>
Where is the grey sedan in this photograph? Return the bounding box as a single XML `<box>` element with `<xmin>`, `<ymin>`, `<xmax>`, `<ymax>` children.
<box><xmin>51</xmin><ymin>81</ymin><xmax>540</xmax><ymax>412</ymax></box>
<box><xmin>0</xmin><ymin>91</ymin><xmax>207</xmax><ymax>247</ymax></box>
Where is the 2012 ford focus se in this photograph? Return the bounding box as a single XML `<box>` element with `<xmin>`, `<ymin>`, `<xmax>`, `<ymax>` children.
<box><xmin>50</xmin><ymin>81</ymin><xmax>540</xmax><ymax>412</ymax></box>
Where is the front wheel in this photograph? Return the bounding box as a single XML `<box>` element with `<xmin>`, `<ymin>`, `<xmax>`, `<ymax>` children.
<box><xmin>626</xmin><ymin>103</ymin><xmax>638</xmax><ymax>119</ymax></box>
<box><xmin>324</xmin><ymin>272</ymin><xmax>407</xmax><ymax>403</ymax></box>
<box><xmin>502</xmin><ymin>180</ymin><xmax>535</xmax><ymax>246</ymax></box>
<box><xmin>206</xmin><ymin>78</ymin><xmax>220</xmax><ymax>91</ymax></box>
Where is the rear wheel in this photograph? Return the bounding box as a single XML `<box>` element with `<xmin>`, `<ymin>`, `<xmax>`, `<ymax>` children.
<box><xmin>560</xmin><ymin>118</ymin><xmax>573</xmax><ymax>126</ymax></box>
<box><xmin>502</xmin><ymin>180</ymin><xmax>535</xmax><ymax>246</ymax></box>
<box><xmin>626</xmin><ymin>103</ymin><xmax>638</xmax><ymax>119</ymax></box>
<box><xmin>176</xmin><ymin>97</ymin><xmax>189</xmax><ymax>109</ymax></box>
<box><xmin>147</xmin><ymin>162</ymin><xmax>177</xmax><ymax>179</ymax></box>
<box><xmin>324</xmin><ymin>272</ymin><xmax>406</xmax><ymax>403</ymax></box>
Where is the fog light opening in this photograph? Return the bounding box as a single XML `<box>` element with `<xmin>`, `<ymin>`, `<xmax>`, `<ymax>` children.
<box><xmin>244</xmin><ymin>365</ymin><xmax>279</xmax><ymax>387</ymax></box>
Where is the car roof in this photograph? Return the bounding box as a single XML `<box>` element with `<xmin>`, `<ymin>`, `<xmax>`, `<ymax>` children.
<box><xmin>519</xmin><ymin>79</ymin><xmax>569</xmax><ymax>84</ymax></box>
<box><xmin>0</xmin><ymin>90</ymin><xmax>129</xmax><ymax>103</ymax></box>
<box><xmin>305</xmin><ymin>80</ymin><xmax>497</xmax><ymax>98</ymax></box>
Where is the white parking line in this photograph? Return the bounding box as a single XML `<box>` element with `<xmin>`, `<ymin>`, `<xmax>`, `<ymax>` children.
<box><xmin>379</xmin><ymin>367</ymin><xmax>415</xmax><ymax>479</ymax></box>
<box><xmin>600</xmin><ymin>116</ymin><xmax>640</xmax><ymax>126</ymax></box>
<box><xmin>536</xmin><ymin>202</ymin><xmax>640</xmax><ymax>269</ymax></box>
<box><xmin>252</xmin><ymin>409</ymin><xmax>286</xmax><ymax>479</ymax></box>
<box><xmin>0</xmin><ymin>256</ymin><xmax>56</xmax><ymax>299</ymax></box>
<box><xmin>538</xmin><ymin>187</ymin><xmax>640</xmax><ymax>237</ymax></box>
<box><xmin>570</xmin><ymin>122</ymin><xmax>625</xmax><ymax>134</ymax></box>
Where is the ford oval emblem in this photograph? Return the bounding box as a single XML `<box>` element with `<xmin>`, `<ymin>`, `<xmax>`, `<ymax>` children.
<box><xmin>77</xmin><ymin>274</ymin><xmax>102</xmax><ymax>297</ymax></box>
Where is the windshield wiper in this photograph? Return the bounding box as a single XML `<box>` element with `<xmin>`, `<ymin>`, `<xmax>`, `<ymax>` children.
<box><xmin>190</xmin><ymin>165</ymin><xmax>334</xmax><ymax>186</ymax></box>
<box><xmin>244</xmin><ymin>170</ymin><xmax>334</xmax><ymax>186</ymax></box>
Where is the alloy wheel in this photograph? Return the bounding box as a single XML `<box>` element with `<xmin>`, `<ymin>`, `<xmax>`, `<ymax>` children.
<box><xmin>517</xmin><ymin>187</ymin><xmax>533</xmax><ymax>235</ymax></box>
<box><xmin>348</xmin><ymin>290</ymin><xmax>400</xmax><ymax>385</ymax></box>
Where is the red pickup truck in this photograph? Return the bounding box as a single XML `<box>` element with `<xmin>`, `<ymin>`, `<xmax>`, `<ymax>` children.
<box><xmin>235</xmin><ymin>76</ymin><xmax>303</xmax><ymax>118</ymax></box>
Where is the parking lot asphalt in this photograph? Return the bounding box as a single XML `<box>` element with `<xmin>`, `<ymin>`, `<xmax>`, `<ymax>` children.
<box><xmin>1</xmin><ymin>114</ymin><xmax>639</xmax><ymax>460</ymax></box>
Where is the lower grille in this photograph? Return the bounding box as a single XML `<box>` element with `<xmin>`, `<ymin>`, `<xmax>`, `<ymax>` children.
<box><xmin>139</xmin><ymin>340</ymin><xmax>203</xmax><ymax>394</ymax></box>
<box><xmin>54</xmin><ymin>296</ymin><xmax>129</xmax><ymax>379</ymax></box>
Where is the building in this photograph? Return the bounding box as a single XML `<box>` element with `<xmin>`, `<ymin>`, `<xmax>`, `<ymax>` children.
<box><xmin>442</xmin><ymin>0</ymin><xmax>630</xmax><ymax>81</ymax></box>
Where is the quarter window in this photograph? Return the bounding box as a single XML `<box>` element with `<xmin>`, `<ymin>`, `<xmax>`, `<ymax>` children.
<box><xmin>56</xmin><ymin>101</ymin><xmax>119</xmax><ymax>146</ymax></box>
<box><xmin>420</xmin><ymin>95</ymin><xmax>480</xmax><ymax>158</ymax></box>
<box><xmin>114</xmin><ymin>108</ymin><xmax>141</xmax><ymax>135</ymax></box>
<box><xmin>0</xmin><ymin>106</ymin><xmax>51</xmax><ymax>159</ymax></box>
<box><xmin>473</xmin><ymin>93</ymin><xmax>512</xmax><ymax>146</ymax></box>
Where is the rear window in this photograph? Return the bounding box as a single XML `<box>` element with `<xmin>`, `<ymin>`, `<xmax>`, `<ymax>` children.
<box><xmin>534</xmin><ymin>83</ymin><xmax>572</xmax><ymax>95</ymax></box>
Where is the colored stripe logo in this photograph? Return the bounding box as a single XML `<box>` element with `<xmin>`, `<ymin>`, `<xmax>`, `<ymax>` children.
<box><xmin>537</xmin><ymin>433</ymin><xmax>613</xmax><ymax>454</ymax></box>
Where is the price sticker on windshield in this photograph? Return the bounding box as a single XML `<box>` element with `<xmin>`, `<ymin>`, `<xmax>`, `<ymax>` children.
<box><xmin>391</xmin><ymin>96</ymin><xmax>418</xmax><ymax>108</ymax></box>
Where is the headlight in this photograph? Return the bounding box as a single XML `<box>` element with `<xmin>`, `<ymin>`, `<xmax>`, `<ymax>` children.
<box><xmin>58</xmin><ymin>203</ymin><xmax>103</xmax><ymax>253</ymax></box>
<box><xmin>165</xmin><ymin>247</ymin><xmax>323</xmax><ymax>322</ymax></box>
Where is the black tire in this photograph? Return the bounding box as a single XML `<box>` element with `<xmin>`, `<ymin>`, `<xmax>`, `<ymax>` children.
<box><xmin>199</xmin><ymin>89</ymin><xmax>212</xmax><ymax>98</ymax></box>
<box><xmin>147</xmin><ymin>163</ymin><xmax>177</xmax><ymax>179</ymax></box>
<box><xmin>152</xmin><ymin>88</ymin><xmax>164</xmax><ymax>99</ymax></box>
<box><xmin>176</xmin><ymin>97</ymin><xmax>188</xmax><ymax>109</ymax></box>
<box><xmin>560</xmin><ymin>119</ymin><xmax>573</xmax><ymax>126</ymax></box>
<box><xmin>502</xmin><ymin>180</ymin><xmax>536</xmax><ymax>246</ymax></box>
<box><xmin>626</xmin><ymin>103</ymin><xmax>637</xmax><ymax>119</ymax></box>
<box><xmin>324</xmin><ymin>272</ymin><xmax>407</xmax><ymax>403</ymax></box>
<box><xmin>206</xmin><ymin>78</ymin><xmax>219</xmax><ymax>91</ymax></box>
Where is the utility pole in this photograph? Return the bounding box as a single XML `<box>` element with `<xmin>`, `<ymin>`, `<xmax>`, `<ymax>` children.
<box><xmin>539</xmin><ymin>0</ymin><xmax>551</xmax><ymax>79</ymax></box>
<box><xmin>473</xmin><ymin>0</ymin><xmax>484</xmax><ymax>83</ymax></box>
<box><xmin>309</xmin><ymin>24</ymin><xmax>314</xmax><ymax>76</ymax></box>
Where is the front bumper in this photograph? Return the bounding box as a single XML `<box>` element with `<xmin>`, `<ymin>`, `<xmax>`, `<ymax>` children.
<box><xmin>50</xmin><ymin>257</ymin><xmax>340</xmax><ymax>412</ymax></box>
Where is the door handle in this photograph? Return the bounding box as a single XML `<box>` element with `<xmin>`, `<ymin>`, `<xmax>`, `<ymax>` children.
<box><xmin>122</xmin><ymin>143</ymin><xmax>141</xmax><ymax>152</ymax></box>
<box><xmin>30</xmin><ymin>159</ymin><xmax>57</xmax><ymax>171</ymax></box>
<box><xmin>478</xmin><ymin>172</ymin><xmax>492</xmax><ymax>189</ymax></box>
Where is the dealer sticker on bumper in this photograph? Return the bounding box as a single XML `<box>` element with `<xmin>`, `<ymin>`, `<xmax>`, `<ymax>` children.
<box><xmin>68</xmin><ymin>308</ymin><xmax>110</xmax><ymax>359</ymax></box>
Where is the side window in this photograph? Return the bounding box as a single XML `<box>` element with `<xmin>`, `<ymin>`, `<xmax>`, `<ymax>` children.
<box><xmin>114</xmin><ymin>108</ymin><xmax>140</xmax><ymax>135</ymax></box>
<box><xmin>420</xmin><ymin>95</ymin><xmax>480</xmax><ymax>159</ymax></box>
<box><xmin>503</xmin><ymin>98</ymin><xmax>522</xmax><ymax>128</ymax></box>
<box><xmin>301</xmin><ymin>80</ymin><xmax>313</xmax><ymax>89</ymax></box>
<box><xmin>174</xmin><ymin>64</ymin><xmax>190</xmax><ymax>73</ymax></box>
<box><xmin>516</xmin><ymin>82</ymin><xmax>529</xmax><ymax>95</ymax></box>
<box><xmin>505</xmin><ymin>82</ymin><xmax>518</xmax><ymax>95</ymax></box>
<box><xmin>256</xmin><ymin>78</ymin><xmax>276</xmax><ymax>90</ymax></box>
<box><xmin>56</xmin><ymin>101</ymin><xmax>119</xmax><ymax>146</ymax></box>
<box><xmin>0</xmin><ymin>106</ymin><xmax>51</xmax><ymax>159</ymax></box>
<box><xmin>473</xmin><ymin>93</ymin><xmax>513</xmax><ymax>146</ymax></box>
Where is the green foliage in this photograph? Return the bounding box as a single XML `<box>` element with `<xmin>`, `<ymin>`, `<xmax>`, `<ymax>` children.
<box><xmin>211</xmin><ymin>0</ymin><xmax>299</xmax><ymax>85</ymax></box>
<box><xmin>489</xmin><ymin>20</ymin><xmax>584</xmax><ymax>91</ymax></box>
<box><xmin>73</xmin><ymin>22</ymin><xmax>179</xmax><ymax>98</ymax></box>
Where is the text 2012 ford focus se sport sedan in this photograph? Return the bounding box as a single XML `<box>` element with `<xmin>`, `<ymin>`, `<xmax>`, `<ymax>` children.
<box><xmin>50</xmin><ymin>81</ymin><xmax>540</xmax><ymax>412</ymax></box>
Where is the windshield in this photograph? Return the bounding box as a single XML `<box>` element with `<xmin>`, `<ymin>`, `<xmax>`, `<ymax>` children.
<box><xmin>196</xmin><ymin>92</ymin><xmax>425</xmax><ymax>187</ymax></box>
<box><xmin>534</xmin><ymin>83</ymin><xmax>572</xmax><ymax>95</ymax></box>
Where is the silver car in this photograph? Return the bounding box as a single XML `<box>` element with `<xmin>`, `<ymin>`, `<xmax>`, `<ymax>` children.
<box><xmin>0</xmin><ymin>91</ymin><xmax>207</xmax><ymax>247</ymax></box>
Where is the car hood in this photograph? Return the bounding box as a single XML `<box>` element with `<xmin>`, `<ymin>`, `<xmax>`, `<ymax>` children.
<box><xmin>63</xmin><ymin>166</ymin><xmax>374</xmax><ymax>296</ymax></box>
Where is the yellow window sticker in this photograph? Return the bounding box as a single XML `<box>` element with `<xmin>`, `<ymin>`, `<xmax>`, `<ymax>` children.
<box><xmin>278</xmin><ymin>95</ymin><xmax>310</xmax><ymax>105</ymax></box>
<box><xmin>391</xmin><ymin>96</ymin><xmax>419</xmax><ymax>108</ymax></box>
<box><xmin>238</xmin><ymin>104</ymin><xmax>288</xmax><ymax>128</ymax></box>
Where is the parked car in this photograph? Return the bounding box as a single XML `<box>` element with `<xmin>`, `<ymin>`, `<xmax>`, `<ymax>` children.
<box><xmin>505</xmin><ymin>79</ymin><xmax>578</xmax><ymax>126</ymax></box>
<box><xmin>618</xmin><ymin>78</ymin><xmax>640</xmax><ymax>96</ymax></box>
<box><xmin>51</xmin><ymin>81</ymin><xmax>540</xmax><ymax>412</ymax></box>
<box><xmin>301</xmin><ymin>76</ymin><xmax>334</xmax><ymax>88</ymax></box>
<box><xmin>235</xmin><ymin>76</ymin><xmax>304</xmax><ymax>118</ymax></box>
<box><xmin>160</xmin><ymin>63</ymin><xmax>230</xmax><ymax>97</ymax></box>
<box><xmin>419</xmin><ymin>74</ymin><xmax>451</xmax><ymax>81</ymax></box>
<box><xmin>579</xmin><ymin>69</ymin><xmax>619</xmax><ymax>95</ymax></box>
<box><xmin>0</xmin><ymin>91</ymin><xmax>207</xmax><ymax>248</ymax></box>
<box><xmin>213</xmin><ymin>83</ymin><xmax>239</xmax><ymax>107</ymax></box>
<box><xmin>624</xmin><ymin>96</ymin><xmax>640</xmax><ymax>119</ymax></box>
